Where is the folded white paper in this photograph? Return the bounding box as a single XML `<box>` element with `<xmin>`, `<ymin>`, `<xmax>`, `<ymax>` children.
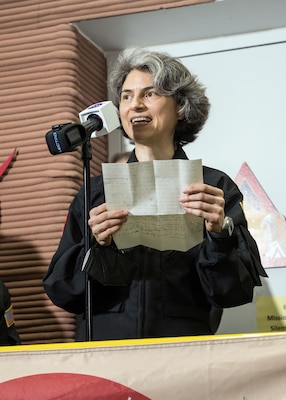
<box><xmin>102</xmin><ymin>159</ymin><xmax>204</xmax><ymax>251</ymax></box>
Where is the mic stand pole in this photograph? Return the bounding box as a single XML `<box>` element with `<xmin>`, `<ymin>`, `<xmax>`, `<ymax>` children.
<box><xmin>81</xmin><ymin>140</ymin><xmax>93</xmax><ymax>341</ymax></box>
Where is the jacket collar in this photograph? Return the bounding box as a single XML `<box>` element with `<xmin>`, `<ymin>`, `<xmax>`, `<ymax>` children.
<box><xmin>127</xmin><ymin>145</ymin><xmax>188</xmax><ymax>163</ymax></box>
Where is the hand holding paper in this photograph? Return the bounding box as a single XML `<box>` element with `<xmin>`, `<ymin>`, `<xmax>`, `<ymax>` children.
<box><xmin>102</xmin><ymin>159</ymin><xmax>204</xmax><ymax>251</ymax></box>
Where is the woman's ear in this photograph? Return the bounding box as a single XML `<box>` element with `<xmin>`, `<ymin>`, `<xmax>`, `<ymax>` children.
<box><xmin>176</xmin><ymin>105</ymin><xmax>184</xmax><ymax>120</ymax></box>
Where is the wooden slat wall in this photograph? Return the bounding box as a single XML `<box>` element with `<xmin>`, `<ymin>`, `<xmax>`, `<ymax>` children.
<box><xmin>0</xmin><ymin>0</ymin><xmax>213</xmax><ymax>32</ymax></box>
<box><xmin>0</xmin><ymin>0</ymin><xmax>212</xmax><ymax>344</ymax></box>
<box><xmin>0</xmin><ymin>24</ymin><xmax>107</xmax><ymax>344</ymax></box>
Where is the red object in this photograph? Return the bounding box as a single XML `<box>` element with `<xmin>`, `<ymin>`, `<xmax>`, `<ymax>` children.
<box><xmin>0</xmin><ymin>373</ymin><xmax>151</xmax><ymax>400</ymax></box>
<box><xmin>0</xmin><ymin>149</ymin><xmax>17</xmax><ymax>177</ymax></box>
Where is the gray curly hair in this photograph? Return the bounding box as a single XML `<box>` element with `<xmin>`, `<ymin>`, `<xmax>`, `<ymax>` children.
<box><xmin>109</xmin><ymin>47</ymin><xmax>210</xmax><ymax>145</ymax></box>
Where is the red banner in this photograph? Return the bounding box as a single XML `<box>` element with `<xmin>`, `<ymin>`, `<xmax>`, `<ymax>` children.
<box><xmin>0</xmin><ymin>149</ymin><xmax>17</xmax><ymax>177</ymax></box>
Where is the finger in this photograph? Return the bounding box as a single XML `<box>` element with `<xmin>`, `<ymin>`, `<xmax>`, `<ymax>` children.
<box><xmin>91</xmin><ymin>214</ymin><xmax>128</xmax><ymax>234</ymax></box>
<box><xmin>182</xmin><ymin>183</ymin><xmax>223</xmax><ymax>197</ymax></box>
<box><xmin>89</xmin><ymin>212</ymin><xmax>128</xmax><ymax>246</ymax></box>
<box><xmin>180</xmin><ymin>193</ymin><xmax>225</xmax><ymax>212</ymax></box>
<box><xmin>89</xmin><ymin>203</ymin><xmax>108</xmax><ymax>218</ymax></box>
<box><xmin>89</xmin><ymin>206</ymin><xmax>128</xmax><ymax>225</ymax></box>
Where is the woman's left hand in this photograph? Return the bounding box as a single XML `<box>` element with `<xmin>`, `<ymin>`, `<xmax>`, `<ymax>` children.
<box><xmin>179</xmin><ymin>183</ymin><xmax>225</xmax><ymax>233</ymax></box>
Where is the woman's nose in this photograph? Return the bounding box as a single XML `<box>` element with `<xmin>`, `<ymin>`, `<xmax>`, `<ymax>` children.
<box><xmin>130</xmin><ymin>95</ymin><xmax>145</xmax><ymax>110</ymax></box>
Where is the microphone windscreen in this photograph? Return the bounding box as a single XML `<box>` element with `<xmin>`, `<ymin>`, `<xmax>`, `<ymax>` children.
<box><xmin>45</xmin><ymin>129</ymin><xmax>73</xmax><ymax>155</ymax></box>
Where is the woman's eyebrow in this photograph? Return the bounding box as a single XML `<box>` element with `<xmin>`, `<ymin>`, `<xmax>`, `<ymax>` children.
<box><xmin>121</xmin><ymin>86</ymin><xmax>155</xmax><ymax>93</ymax></box>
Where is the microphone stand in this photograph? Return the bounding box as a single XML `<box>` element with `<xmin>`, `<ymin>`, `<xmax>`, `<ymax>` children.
<box><xmin>81</xmin><ymin>140</ymin><xmax>93</xmax><ymax>341</ymax></box>
<box><xmin>46</xmin><ymin>102</ymin><xmax>120</xmax><ymax>340</ymax></box>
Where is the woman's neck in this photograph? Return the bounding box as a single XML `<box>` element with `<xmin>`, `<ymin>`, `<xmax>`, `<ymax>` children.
<box><xmin>135</xmin><ymin>142</ymin><xmax>175</xmax><ymax>161</ymax></box>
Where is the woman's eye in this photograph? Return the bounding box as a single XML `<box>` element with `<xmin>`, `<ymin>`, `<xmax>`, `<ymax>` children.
<box><xmin>121</xmin><ymin>94</ymin><xmax>131</xmax><ymax>101</ymax></box>
<box><xmin>145</xmin><ymin>91</ymin><xmax>157</xmax><ymax>98</ymax></box>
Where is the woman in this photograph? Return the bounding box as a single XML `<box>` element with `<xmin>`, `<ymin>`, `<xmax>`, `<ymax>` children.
<box><xmin>43</xmin><ymin>47</ymin><xmax>267</xmax><ymax>341</ymax></box>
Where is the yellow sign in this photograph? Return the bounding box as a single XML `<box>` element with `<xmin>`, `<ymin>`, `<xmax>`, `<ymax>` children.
<box><xmin>256</xmin><ymin>296</ymin><xmax>286</xmax><ymax>332</ymax></box>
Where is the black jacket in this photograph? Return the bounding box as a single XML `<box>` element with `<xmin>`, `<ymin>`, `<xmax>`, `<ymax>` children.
<box><xmin>43</xmin><ymin>147</ymin><xmax>267</xmax><ymax>341</ymax></box>
<box><xmin>0</xmin><ymin>280</ymin><xmax>21</xmax><ymax>346</ymax></box>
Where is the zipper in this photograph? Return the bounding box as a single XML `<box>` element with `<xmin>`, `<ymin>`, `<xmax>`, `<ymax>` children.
<box><xmin>137</xmin><ymin>246</ymin><xmax>146</xmax><ymax>337</ymax></box>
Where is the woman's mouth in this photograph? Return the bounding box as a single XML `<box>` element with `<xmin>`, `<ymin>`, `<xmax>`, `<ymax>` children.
<box><xmin>131</xmin><ymin>117</ymin><xmax>151</xmax><ymax>125</ymax></box>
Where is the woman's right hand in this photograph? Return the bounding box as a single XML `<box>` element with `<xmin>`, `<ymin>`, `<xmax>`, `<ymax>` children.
<box><xmin>88</xmin><ymin>203</ymin><xmax>129</xmax><ymax>246</ymax></box>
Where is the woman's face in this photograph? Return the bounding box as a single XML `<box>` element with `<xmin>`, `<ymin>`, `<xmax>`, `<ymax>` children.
<box><xmin>119</xmin><ymin>69</ymin><xmax>180</xmax><ymax>147</ymax></box>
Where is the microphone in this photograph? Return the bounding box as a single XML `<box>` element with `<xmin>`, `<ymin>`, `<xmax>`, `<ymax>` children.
<box><xmin>46</xmin><ymin>101</ymin><xmax>120</xmax><ymax>155</ymax></box>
